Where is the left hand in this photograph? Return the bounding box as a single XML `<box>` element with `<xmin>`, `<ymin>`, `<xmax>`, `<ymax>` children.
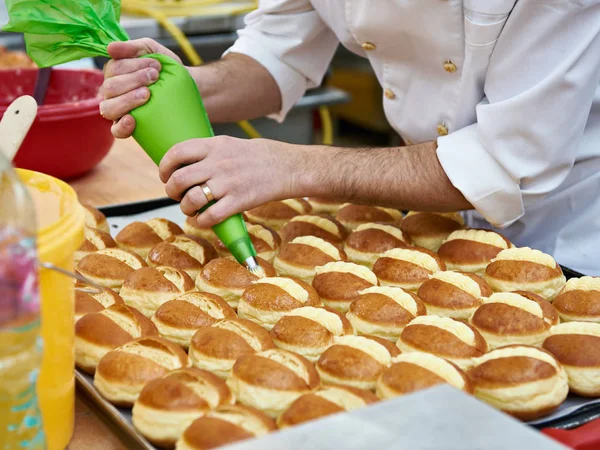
<box><xmin>159</xmin><ymin>136</ymin><xmax>309</xmax><ymax>227</ymax></box>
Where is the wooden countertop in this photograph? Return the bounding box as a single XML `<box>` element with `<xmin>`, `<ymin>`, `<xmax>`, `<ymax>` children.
<box><xmin>69</xmin><ymin>137</ymin><xmax>166</xmax><ymax>207</ymax></box>
<box><xmin>68</xmin><ymin>138</ymin><xmax>164</xmax><ymax>449</ymax></box>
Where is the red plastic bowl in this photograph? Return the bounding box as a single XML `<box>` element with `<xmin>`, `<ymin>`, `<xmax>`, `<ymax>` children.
<box><xmin>0</xmin><ymin>68</ymin><xmax>114</xmax><ymax>180</ymax></box>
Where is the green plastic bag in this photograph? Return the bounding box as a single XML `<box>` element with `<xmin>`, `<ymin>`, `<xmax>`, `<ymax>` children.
<box><xmin>2</xmin><ymin>0</ymin><xmax>129</xmax><ymax>67</ymax></box>
<box><xmin>3</xmin><ymin>0</ymin><xmax>258</xmax><ymax>266</ymax></box>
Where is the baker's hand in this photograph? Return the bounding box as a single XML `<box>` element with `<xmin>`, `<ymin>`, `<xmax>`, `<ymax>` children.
<box><xmin>100</xmin><ymin>38</ymin><xmax>183</xmax><ymax>139</ymax></box>
<box><xmin>160</xmin><ymin>137</ymin><xmax>309</xmax><ymax>227</ymax></box>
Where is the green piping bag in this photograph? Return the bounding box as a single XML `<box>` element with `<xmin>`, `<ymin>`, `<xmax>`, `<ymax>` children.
<box><xmin>130</xmin><ymin>54</ymin><xmax>259</xmax><ymax>270</ymax></box>
<box><xmin>3</xmin><ymin>0</ymin><xmax>259</xmax><ymax>270</ymax></box>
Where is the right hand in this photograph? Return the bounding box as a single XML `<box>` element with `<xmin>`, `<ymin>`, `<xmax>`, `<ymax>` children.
<box><xmin>100</xmin><ymin>38</ymin><xmax>183</xmax><ymax>139</ymax></box>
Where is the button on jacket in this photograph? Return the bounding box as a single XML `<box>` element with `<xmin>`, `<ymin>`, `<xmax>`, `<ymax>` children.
<box><xmin>225</xmin><ymin>0</ymin><xmax>600</xmax><ymax>275</ymax></box>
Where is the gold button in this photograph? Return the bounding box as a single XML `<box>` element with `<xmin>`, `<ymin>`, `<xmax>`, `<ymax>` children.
<box><xmin>384</xmin><ymin>88</ymin><xmax>396</xmax><ymax>100</ymax></box>
<box><xmin>443</xmin><ymin>61</ymin><xmax>457</xmax><ymax>73</ymax></box>
<box><xmin>437</xmin><ymin>124</ymin><xmax>449</xmax><ymax>136</ymax></box>
<box><xmin>362</xmin><ymin>42</ymin><xmax>376</xmax><ymax>51</ymax></box>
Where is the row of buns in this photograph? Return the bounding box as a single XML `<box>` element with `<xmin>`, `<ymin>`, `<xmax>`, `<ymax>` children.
<box><xmin>75</xmin><ymin>203</ymin><xmax>600</xmax><ymax>449</ymax></box>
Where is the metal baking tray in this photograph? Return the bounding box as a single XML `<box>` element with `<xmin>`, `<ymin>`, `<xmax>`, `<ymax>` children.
<box><xmin>72</xmin><ymin>198</ymin><xmax>600</xmax><ymax>449</ymax></box>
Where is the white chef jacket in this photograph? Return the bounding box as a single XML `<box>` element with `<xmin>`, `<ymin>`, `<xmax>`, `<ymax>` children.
<box><xmin>225</xmin><ymin>0</ymin><xmax>600</xmax><ymax>275</ymax></box>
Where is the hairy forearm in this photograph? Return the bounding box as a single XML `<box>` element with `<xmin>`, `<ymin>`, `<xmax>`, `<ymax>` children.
<box><xmin>298</xmin><ymin>141</ymin><xmax>472</xmax><ymax>212</ymax></box>
<box><xmin>188</xmin><ymin>53</ymin><xmax>281</xmax><ymax>123</ymax></box>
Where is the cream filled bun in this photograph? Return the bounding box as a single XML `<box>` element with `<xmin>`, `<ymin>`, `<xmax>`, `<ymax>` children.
<box><xmin>194</xmin><ymin>257</ymin><xmax>277</xmax><ymax>310</ymax></box>
<box><xmin>270</xmin><ymin>306</ymin><xmax>355</xmax><ymax>362</ymax></box>
<box><xmin>336</xmin><ymin>204</ymin><xmax>403</xmax><ymax>231</ymax></box>
<box><xmin>373</xmin><ymin>247</ymin><xmax>446</xmax><ymax>292</ymax></box>
<box><xmin>274</xmin><ymin>236</ymin><xmax>347</xmax><ymax>283</ymax></box>
<box><xmin>312</xmin><ymin>261</ymin><xmax>378</xmax><ymax>313</ymax></box>
<box><xmin>344</xmin><ymin>222</ymin><xmax>410</xmax><ymax>267</ymax></box>
<box><xmin>115</xmin><ymin>218</ymin><xmax>184</xmax><ymax>259</ymax></box>
<box><xmin>189</xmin><ymin>318</ymin><xmax>275</xmax><ymax>379</ymax></box>
<box><xmin>77</xmin><ymin>248</ymin><xmax>146</xmax><ymax>293</ymax></box>
<box><xmin>132</xmin><ymin>368</ymin><xmax>234</xmax><ymax>448</ymax></box>
<box><xmin>484</xmin><ymin>247</ymin><xmax>566</xmax><ymax>301</ymax></box>
<box><xmin>376</xmin><ymin>352</ymin><xmax>473</xmax><ymax>399</ymax></box>
<box><xmin>278</xmin><ymin>385</ymin><xmax>378</xmax><ymax>428</ymax></box>
<box><xmin>543</xmin><ymin>322</ymin><xmax>600</xmax><ymax>397</ymax></box>
<box><xmin>467</xmin><ymin>345</ymin><xmax>569</xmax><ymax>420</ymax></box>
<box><xmin>316</xmin><ymin>335</ymin><xmax>400</xmax><ymax>391</ymax></box>
<box><xmin>214</xmin><ymin>223</ymin><xmax>281</xmax><ymax>263</ymax></box>
<box><xmin>553</xmin><ymin>277</ymin><xmax>600</xmax><ymax>323</ymax></box>
<box><xmin>245</xmin><ymin>199</ymin><xmax>312</xmax><ymax>230</ymax></box>
<box><xmin>400</xmin><ymin>211</ymin><xmax>464</xmax><ymax>252</ymax></box>
<box><xmin>227</xmin><ymin>349</ymin><xmax>320</xmax><ymax>417</ymax></box>
<box><xmin>147</xmin><ymin>235</ymin><xmax>218</xmax><ymax>280</ymax></box>
<box><xmin>82</xmin><ymin>204</ymin><xmax>109</xmax><ymax>232</ymax></box>
<box><xmin>120</xmin><ymin>266</ymin><xmax>196</xmax><ymax>318</ymax></box>
<box><xmin>438</xmin><ymin>229</ymin><xmax>513</xmax><ymax>275</ymax></box>
<box><xmin>396</xmin><ymin>315</ymin><xmax>487</xmax><ymax>369</ymax></box>
<box><xmin>346</xmin><ymin>286</ymin><xmax>426</xmax><ymax>341</ymax></box>
<box><xmin>469</xmin><ymin>292</ymin><xmax>558</xmax><ymax>350</ymax></box>
<box><xmin>417</xmin><ymin>271</ymin><xmax>491</xmax><ymax>320</ymax></box>
<box><xmin>280</xmin><ymin>214</ymin><xmax>348</xmax><ymax>248</ymax></box>
<box><xmin>175</xmin><ymin>405</ymin><xmax>276</xmax><ymax>450</ymax></box>
<box><xmin>237</xmin><ymin>276</ymin><xmax>323</xmax><ymax>330</ymax></box>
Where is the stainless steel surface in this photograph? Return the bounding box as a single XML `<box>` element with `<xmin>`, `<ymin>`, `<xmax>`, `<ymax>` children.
<box><xmin>244</xmin><ymin>256</ymin><xmax>260</xmax><ymax>273</ymax></box>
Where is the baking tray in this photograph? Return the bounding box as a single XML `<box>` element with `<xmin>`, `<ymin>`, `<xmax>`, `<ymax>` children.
<box><xmin>74</xmin><ymin>197</ymin><xmax>600</xmax><ymax>448</ymax></box>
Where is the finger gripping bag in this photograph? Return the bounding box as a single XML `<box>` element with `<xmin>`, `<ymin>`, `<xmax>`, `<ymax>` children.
<box><xmin>3</xmin><ymin>0</ymin><xmax>257</xmax><ymax>265</ymax></box>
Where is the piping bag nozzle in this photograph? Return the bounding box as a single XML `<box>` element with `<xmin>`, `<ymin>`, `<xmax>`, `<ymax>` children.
<box><xmin>129</xmin><ymin>53</ymin><xmax>258</xmax><ymax>268</ymax></box>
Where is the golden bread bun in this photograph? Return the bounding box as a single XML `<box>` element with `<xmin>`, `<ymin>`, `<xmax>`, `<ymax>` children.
<box><xmin>237</xmin><ymin>277</ymin><xmax>323</xmax><ymax>330</ymax></box>
<box><xmin>189</xmin><ymin>318</ymin><xmax>275</xmax><ymax>379</ymax></box>
<box><xmin>74</xmin><ymin>286</ymin><xmax>123</xmax><ymax>323</ymax></box>
<box><xmin>484</xmin><ymin>247</ymin><xmax>566</xmax><ymax>301</ymax></box>
<box><xmin>316</xmin><ymin>335</ymin><xmax>400</xmax><ymax>391</ymax></box>
<box><xmin>372</xmin><ymin>247</ymin><xmax>446</xmax><ymax>292</ymax></box>
<box><xmin>115</xmin><ymin>218</ymin><xmax>184</xmax><ymax>258</ymax></box>
<box><xmin>75</xmin><ymin>303</ymin><xmax>158</xmax><ymax>374</ymax></box>
<box><xmin>376</xmin><ymin>353</ymin><xmax>473</xmax><ymax>399</ymax></box>
<box><xmin>77</xmin><ymin>248</ymin><xmax>146</xmax><ymax>292</ymax></box>
<box><xmin>83</xmin><ymin>204</ymin><xmax>109</xmax><ymax>233</ymax></box>
<box><xmin>182</xmin><ymin>216</ymin><xmax>215</xmax><ymax>241</ymax></box>
<box><xmin>246</xmin><ymin>199</ymin><xmax>312</xmax><ymax>230</ymax></box>
<box><xmin>151</xmin><ymin>292</ymin><xmax>237</xmax><ymax>349</ymax></box>
<box><xmin>417</xmin><ymin>271</ymin><xmax>492</xmax><ymax>320</ymax></box>
<box><xmin>438</xmin><ymin>229</ymin><xmax>512</xmax><ymax>274</ymax></box>
<box><xmin>470</xmin><ymin>292</ymin><xmax>558</xmax><ymax>350</ymax></box>
<box><xmin>278</xmin><ymin>385</ymin><xmax>378</xmax><ymax>428</ymax></box>
<box><xmin>214</xmin><ymin>223</ymin><xmax>281</xmax><ymax>263</ymax></box>
<box><xmin>396</xmin><ymin>315</ymin><xmax>487</xmax><ymax>369</ymax></box>
<box><xmin>147</xmin><ymin>235</ymin><xmax>217</xmax><ymax>280</ymax></box>
<box><xmin>274</xmin><ymin>236</ymin><xmax>347</xmax><ymax>283</ymax></box>
<box><xmin>280</xmin><ymin>214</ymin><xmax>348</xmax><ymax>248</ymax></box>
<box><xmin>307</xmin><ymin>198</ymin><xmax>343</xmax><ymax>215</ymax></box>
<box><xmin>553</xmin><ymin>277</ymin><xmax>600</xmax><ymax>323</ymax></box>
<box><xmin>400</xmin><ymin>212</ymin><xmax>464</xmax><ymax>252</ymax></box>
<box><xmin>347</xmin><ymin>286</ymin><xmax>426</xmax><ymax>341</ymax></box>
<box><xmin>175</xmin><ymin>404</ymin><xmax>276</xmax><ymax>450</ymax></box>
<box><xmin>467</xmin><ymin>345</ymin><xmax>569</xmax><ymax>420</ymax></box>
<box><xmin>344</xmin><ymin>222</ymin><xmax>410</xmax><ymax>267</ymax></box>
<box><xmin>195</xmin><ymin>257</ymin><xmax>277</xmax><ymax>310</ymax></box>
<box><xmin>94</xmin><ymin>336</ymin><xmax>191</xmax><ymax>407</ymax></box>
<box><xmin>312</xmin><ymin>261</ymin><xmax>378</xmax><ymax>313</ymax></box>
<box><xmin>132</xmin><ymin>368</ymin><xmax>234</xmax><ymax>448</ymax></box>
<box><xmin>227</xmin><ymin>348</ymin><xmax>320</xmax><ymax>417</ymax></box>
<box><xmin>336</xmin><ymin>204</ymin><xmax>402</xmax><ymax>231</ymax></box>
<box><xmin>543</xmin><ymin>322</ymin><xmax>600</xmax><ymax>397</ymax></box>
<box><xmin>120</xmin><ymin>266</ymin><xmax>196</xmax><ymax>317</ymax></box>
<box><xmin>270</xmin><ymin>306</ymin><xmax>355</xmax><ymax>362</ymax></box>
<box><xmin>75</xmin><ymin>227</ymin><xmax>117</xmax><ymax>264</ymax></box>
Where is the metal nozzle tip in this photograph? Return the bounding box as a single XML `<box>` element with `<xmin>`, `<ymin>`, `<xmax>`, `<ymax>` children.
<box><xmin>244</xmin><ymin>256</ymin><xmax>261</xmax><ymax>274</ymax></box>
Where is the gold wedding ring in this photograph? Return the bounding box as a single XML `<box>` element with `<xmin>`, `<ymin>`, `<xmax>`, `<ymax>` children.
<box><xmin>200</xmin><ymin>183</ymin><xmax>215</xmax><ymax>203</ymax></box>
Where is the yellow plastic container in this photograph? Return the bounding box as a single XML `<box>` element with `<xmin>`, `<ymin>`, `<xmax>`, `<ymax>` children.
<box><xmin>17</xmin><ymin>169</ymin><xmax>85</xmax><ymax>450</ymax></box>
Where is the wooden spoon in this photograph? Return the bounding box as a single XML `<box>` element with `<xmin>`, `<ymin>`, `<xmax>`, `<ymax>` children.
<box><xmin>0</xmin><ymin>95</ymin><xmax>38</xmax><ymax>162</ymax></box>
